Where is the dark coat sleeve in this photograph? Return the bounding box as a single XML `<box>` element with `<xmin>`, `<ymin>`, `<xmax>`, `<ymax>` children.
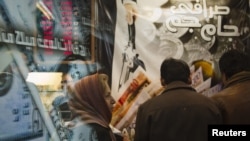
<box><xmin>134</xmin><ymin>105</ymin><xmax>150</xmax><ymax>141</ymax></box>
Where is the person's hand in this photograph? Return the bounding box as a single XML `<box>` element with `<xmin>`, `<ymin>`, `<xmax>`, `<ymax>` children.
<box><xmin>122</xmin><ymin>128</ymin><xmax>131</xmax><ymax>141</ymax></box>
<box><xmin>122</xmin><ymin>128</ymin><xmax>135</xmax><ymax>141</ymax></box>
<box><xmin>124</xmin><ymin>3</ymin><xmax>138</xmax><ymax>25</ymax></box>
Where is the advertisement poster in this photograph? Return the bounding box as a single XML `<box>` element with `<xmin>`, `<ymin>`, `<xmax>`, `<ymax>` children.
<box><xmin>112</xmin><ymin>0</ymin><xmax>250</xmax><ymax>136</ymax></box>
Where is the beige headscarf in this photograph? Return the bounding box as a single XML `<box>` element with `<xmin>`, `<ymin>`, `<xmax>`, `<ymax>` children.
<box><xmin>68</xmin><ymin>73</ymin><xmax>116</xmax><ymax>140</ymax></box>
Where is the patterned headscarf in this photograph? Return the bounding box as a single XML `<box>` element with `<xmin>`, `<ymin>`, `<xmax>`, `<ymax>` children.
<box><xmin>68</xmin><ymin>73</ymin><xmax>112</xmax><ymax>127</ymax></box>
<box><xmin>68</xmin><ymin>73</ymin><xmax>116</xmax><ymax>140</ymax></box>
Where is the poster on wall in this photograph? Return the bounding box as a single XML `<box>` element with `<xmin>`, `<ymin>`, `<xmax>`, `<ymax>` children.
<box><xmin>112</xmin><ymin>0</ymin><xmax>250</xmax><ymax>136</ymax></box>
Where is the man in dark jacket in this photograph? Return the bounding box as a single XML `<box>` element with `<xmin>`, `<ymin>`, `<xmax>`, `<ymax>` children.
<box><xmin>134</xmin><ymin>58</ymin><xmax>222</xmax><ymax>141</ymax></box>
<box><xmin>211</xmin><ymin>50</ymin><xmax>250</xmax><ymax>124</ymax></box>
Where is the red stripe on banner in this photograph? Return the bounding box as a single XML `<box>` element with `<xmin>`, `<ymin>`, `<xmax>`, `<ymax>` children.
<box><xmin>42</xmin><ymin>0</ymin><xmax>54</xmax><ymax>55</ymax></box>
<box><xmin>60</xmin><ymin>0</ymin><xmax>73</xmax><ymax>55</ymax></box>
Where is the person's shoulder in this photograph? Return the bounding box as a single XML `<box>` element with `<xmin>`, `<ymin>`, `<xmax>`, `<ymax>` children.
<box><xmin>69</xmin><ymin>121</ymin><xmax>97</xmax><ymax>141</ymax></box>
<box><xmin>141</xmin><ymin>93</ymin><xmax>163</xmax><ymax>105</ymax></box>
<box><xmin>70</xmin><ymin>122</ymin><xmax>112</xmax><ymax>140</ymax></box>
<box><xmin>138</xmin><ymin>92</ymin><xmax>169</xmax><ymax>112</ymax></box>
<box><xmin>210</xmin><ymin>86</ymin><xmax>234</xmax><ymax>100</ymax></box>
<box><xmin>211</xmin><ymin>91</ymin><xmax>226</xmax><ymax>98</ymax></box>
<box><xmin>137</xmin><ymin>96</ymin><xmax>155</xmax><ymax>112</ymax></box>
<box><xmin>69</xmin><ymin>119</ymin><xmax>93</xmax><ymax>131</ymax></box>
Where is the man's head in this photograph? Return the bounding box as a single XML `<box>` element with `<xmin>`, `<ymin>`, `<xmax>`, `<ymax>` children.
<box><xmin>160</xmin><ymin>58</ymin><xmax>191</xmax><ymax>86</ymax></box>
<box><xmin>219</xmin><ymin>49</ymin><xmax>250</xmax><ymax>83</ymax></box>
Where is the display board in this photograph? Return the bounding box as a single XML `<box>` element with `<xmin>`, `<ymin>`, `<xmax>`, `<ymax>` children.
<box><xmin>112</xmin><ymin>0</ymin><xmax>250</xmax><ymax>138</ymax></box>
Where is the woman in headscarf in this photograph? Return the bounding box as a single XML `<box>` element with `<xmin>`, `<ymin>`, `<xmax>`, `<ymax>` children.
<box><xmin>67</xmin><ymin>73</ymin><xmax>118</xmax><ymax>141</ymax></box>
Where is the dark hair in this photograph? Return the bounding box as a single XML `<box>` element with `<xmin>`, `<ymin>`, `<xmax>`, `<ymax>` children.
<box><xmin>219</xmin><ymin>49</ymin><xmax>250</xmax><ymax>79</ymax></box>
<box><xmin>160</xmin><ymin>58</ymin><xmax>190</xmax><ymax>84</ymax></box>
<box><xmin>55</xmin><ymin>54</ymin><xmax>90</xmax><ymax>75</ymax></box>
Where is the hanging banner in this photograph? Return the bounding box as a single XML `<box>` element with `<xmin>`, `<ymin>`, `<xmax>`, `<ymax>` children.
<box><xmin>112</xmin><ymin>0</ymin><xmax>250</xmax><ymax>135</ymax></box>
